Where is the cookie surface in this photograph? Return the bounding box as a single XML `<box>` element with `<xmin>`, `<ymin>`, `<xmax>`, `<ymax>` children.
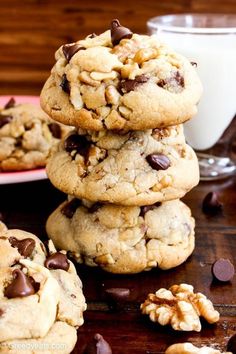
<box><xmin>46</xmin><ymin>199</ymin><xmax>195</xmax><ymax>274</ymax></box>
<box><xmin>0</xmin><ymin>322</ymin><xmax>77</xmax><ymax>354</ymax></box>
<box><xmin>40</xmin><ymin>23</ymin><xmax>202</xmax><ymax>131</ymax></box>
<box><xmin>0</xmin><ymin>223</ymin><xmax>86</xmax><ymax>353</ymax></box>
<box><xmin>46</xmin><ymin>125</ymin><xmax>199</xmax><ymax>205</ymax></box>
<box><xmin>0</xmin><ymin>99</ymin><xmax>71</xmax><ymax>171</ymax></box>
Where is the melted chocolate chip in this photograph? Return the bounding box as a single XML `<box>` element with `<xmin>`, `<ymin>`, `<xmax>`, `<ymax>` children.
<box><xmin>83</xmin><ymin>333</ymin><xmax>112</xmax><ymax>354</ymax></box>
<box><xmin>119</xmin><ymin>75</ymin><xmax>149</xmax><ymax>93</ymax></box>
<box><xmin>0</xmin><ymin>115</ymin><xmax>13</xmax><ymax>128</ymax></box>
<box><xmin>191</xmin><ymin>61</ymin><xmax>197</xmax><ymax>67</ymax></box>
<box><xmin>174</xmin><ymin>71</ymin><xmax>184</xmax><ymax>87</ymax></box>
<box><xmin>4</xmin><ymin>97</ymin><xmax>16</xmax><ymax>109</ymax></box>
<box><xmin>140</xmin><ymin>202</ymin><xmax>161</xmax><ymax>217</ymax></box>
<box><xmin>227</xmin><ymin>333</ymin><xmax>236</xmax><ymax>354</ymax></box>
<box><xmin>202</xmin><ymin>191</ymin><xmax>222</xmax><ymax>215</ymax></box>
<box><xmin>48</xmin><ymin>123</ymin><xmax>62</xmax><ymax>139</ymax></box>
<box><xmin>61</xmin><ymin>198</ymin><xmax>81</xmax><ymax>218</ymax></box>
<box><xmin>158</xmin><ymin>71</ymin><xmax>184</xmax><ymax>89</ymax></box>
<box><xmin>110</xmin><ymin>19</ymin><xmax>133</xmax><ymax>46</ymax></box>
<box><xmin>62</xmin><ymin>43</ymin><xmax>85</xmax><ymax>62</ymax></box>
<box><xmin>4</xmin><ymin>269</ymin><xmax>36</xmax><ymax>298</ymax></box>
<box><xmin>212</xmin><ymin>258</ymin><xmax>235</xmax><ymax>282</ymax></box>
<box><xmin>60</xmin><ymin>74</ymin><xmax>70</xmax><ymax>94</ymax></box>
<box><xmin>0</xmin><ymin>309</ymin><xmax>4</xmax><ymax>316</ymax></box>
<box><xmin>146</xmin><ymin>154</ymin><xmax>170</xmax><ymax>171</ymax></box>
<box><xmin>9</xmin><ymin>237</ymin><xmax>36</xmax><ymax>257</ymax></box>
<box><xmin>44</xmin><ymin>252</ymin><xmax>70</xmax><ymax>271</ymax></box>
<box><xmin>64</xmin><ymin>134</ymin><xmax>91</xmax><ymax>158</ymax></box>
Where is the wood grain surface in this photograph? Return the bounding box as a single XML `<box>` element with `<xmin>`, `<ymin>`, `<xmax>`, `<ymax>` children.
<box><xmin>0</xmin><ymin>1</ymin><xmax>236</xmax><ymax>353</ymax></box>
<box><xmin>1</xmin><ymin>0</ymin><xmax>236</xmax><ymax>96</ymax></box>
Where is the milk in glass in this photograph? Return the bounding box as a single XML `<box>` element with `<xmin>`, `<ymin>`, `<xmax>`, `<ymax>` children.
<box><xmin>158</xmin><ymin>32</ymin><xmax>236</xmax><ymax>150</ymax></box>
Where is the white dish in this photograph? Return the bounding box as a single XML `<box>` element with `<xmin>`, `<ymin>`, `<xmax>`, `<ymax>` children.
<box><xmin>0</xmin><ymin>95</ymin><xmax>48</xmax><ymax>184</ymax></box>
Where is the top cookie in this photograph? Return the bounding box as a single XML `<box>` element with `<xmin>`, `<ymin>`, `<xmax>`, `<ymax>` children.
<box><xmin>40</xmin><ymin>20</ymin><xmax>202</xmax><ymax>131</ymax></box>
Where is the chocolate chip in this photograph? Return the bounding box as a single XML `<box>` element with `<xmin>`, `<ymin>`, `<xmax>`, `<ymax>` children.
<box><xmin>174</xmin><ymin>71</ymin><xmax>184</xmax><ymax>87</ymax></box>
<box><xmin>88</xmin><ymin>33</ymin><xmax>97</xmax><ymax>38</ymax></box>
<box><xmin>0</xmin><ymin>115</ymin><xmax>13</xmax><ymax>128</ymax></box>
<box><xmin>4</xmin><ymin>269</ymin><xmax>36</xmax><ymax>298</ymax></box>
<box><xmin>4</xmin><ymin>97</ymin><xmax>16</xmax><ymax>109</ymax></box>
<box><xmin>60</xmin><ymin>74</ymin><xmax>70</xmax><ymax>94</ymax></box>
<box><xmin>110</xmin><ymin>19</ymin><xmax>133</xmax><ymax>46</ymax></box>
<box><xmin>140</xmin><ymin>202</ymin><xmax>161</xmax><ymax>217</ymax></box>
<box><xmin>62</xmin><ymin>43</ymin><xmax>85</xmax><ymax>62</ymax></box>
<box><xmin>119</xmin><ymin>74</ymin><xmax>149</xmax><ymax>93</ymax></box>
<box><xmin>61</xmin><ymin>198</ymin><xmax>81</xmax><ymax>218</ymax></box>
<box><xmin>64</xmin><ymin>133</ymin><xmax>91</xmax><ymax>158</ymax></box>
<box><xmin>40</xmin><ymin>242</ymin><xmax>47</xmax><ymax>254</ymax></box>
<box><xmin>212</xmin><ymin>258</ymin><xmax>235</xmax><ymax>282</ymax></box>
<box><xmin>227</xmin><ymin>333</ymin><xmax>236</xmax><ymax>354</ymax></box>
<box><xmin>48</xmin><ymin>123</ymin><xmax>61</xmax><ymax>139</ymax></box>
<box><xmin>0</xmin><ymin>309</ymin><xmax>4</xmax><ymax>316</ymax></box>
<box><xmin>158</xmin><ymin>71</ymin><xmax>184</xmax><ymax>89</ymax></box>
<box><xmin>202</xmin><ymin>191</ymin><xmax>222</xmax><ymax>215</ymax></box>
<box><xmin>44</xmin><ymin>252</ymin><xmax>70</xmax><ymax>271</ymax></box>
<box><xmin>105</xmin><ymin>287</ymin><xmax>130</xmax><ymax>302</ymax></box>
<box><xmin>191</xmin><ymin>61</ymin><xmax>197</xmax><ymax>67</ymax></box>
<box><xmin>9</xmin><ymin>237</ymin><xmax>36</xmax><ymax>257</ymax></box>
<box><xmin>83</xmin><ymin>333</ymin><xmax>112</xmax><ymax>354</ymax></box>
<box><xmin>146</xmin><ymin>154</ymin><xmax>170</xmax><ymax>171</ymax></box>
<box><xmin>88</xmin><ymin>203</ymin><xmax>102</xmax><ymax>213</ymax></box>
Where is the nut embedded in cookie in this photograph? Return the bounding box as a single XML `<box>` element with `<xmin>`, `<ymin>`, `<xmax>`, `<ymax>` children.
<box><xmin>140</xmin><ymin>283</ymin><xmax>219</xmax><ymax>331</ymax></box>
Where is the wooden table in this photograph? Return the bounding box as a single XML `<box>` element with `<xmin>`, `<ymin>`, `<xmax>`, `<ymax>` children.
<box><xmin>0</xmin><ymin>170</ymin><xmax>235</xmax><ymax>353</ymax></box>
<box><xmin>0</xmin><ymin>2</ymin><xmax>236</xmax><ymax>353</ymax></box>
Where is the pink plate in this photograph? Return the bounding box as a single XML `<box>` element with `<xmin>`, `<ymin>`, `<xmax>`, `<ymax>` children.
<box><xmin>0</xmin><ymin>95</ymin><xmax>47</xmax><ymax>184</ymax></box>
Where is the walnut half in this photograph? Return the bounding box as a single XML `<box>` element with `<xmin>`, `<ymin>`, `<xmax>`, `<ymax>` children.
<box><xmin>140</xmin><ymin>283</ymin><xmax>219</xmax><ymax>332</ymax></box>
<box><xmin>165</xmin><ymin>343</ymin><xmax>232</xmax><ymax>354</ymax></box>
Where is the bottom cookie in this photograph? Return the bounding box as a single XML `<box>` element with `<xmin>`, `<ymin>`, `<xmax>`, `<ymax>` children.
<box><xmin>46</xmin><ymin>198</ymin><xmax>195</xmax><ymax>274</ymax></box>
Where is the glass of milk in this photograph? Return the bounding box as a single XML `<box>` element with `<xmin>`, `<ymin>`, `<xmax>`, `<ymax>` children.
<box><xmin>147</xmin><ymin>14</ymin><xmax>236</xmax><ymax>179</ymax></box>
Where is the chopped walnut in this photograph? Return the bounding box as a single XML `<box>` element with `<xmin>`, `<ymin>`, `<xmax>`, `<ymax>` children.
<box><xmin>165</xmin><ymin>343</ymin><xmax>232</xmax><ymax>354</ymax></box>
<box><xmin>140</xmin><ymin>284</ymin><xmax>219</xmax><ymax>332</ymax></box>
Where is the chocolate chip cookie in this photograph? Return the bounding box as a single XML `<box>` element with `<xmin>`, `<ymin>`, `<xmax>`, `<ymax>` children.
<box><xmin>40</xmin><ymin>20</ymin><xmax>202</xmax><ymax>131</ymax></box>
<box><xmin>0</xmin><ymin>223</ymin><xmax>86</xmax><ymax>353</ymax></box>
<box><xmin>0</xmin><ymin>98</ymin><xmax>71</xmax><ymax>171</ymax></box>
<box><xmin>46</xmin><ymin>125</ymin><xmax>199</xmax><ymax>205</ymax></box>
<box><xmin>46</xmin><ymin>198</ymin><xmax>195</xmax><ymax>274</ymax></box>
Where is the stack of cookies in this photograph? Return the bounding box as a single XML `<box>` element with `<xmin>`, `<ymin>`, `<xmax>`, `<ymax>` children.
<box><xmin>41</xmin><ymin>20</ymin><xmax>202</xmax><ymax>274</ymax></box>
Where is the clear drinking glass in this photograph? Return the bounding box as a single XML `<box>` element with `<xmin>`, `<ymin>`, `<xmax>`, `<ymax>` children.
<box><xmin>147</xmin><ymin>14</ymin><xmax>236</xmax><ymax>180</ymax></box>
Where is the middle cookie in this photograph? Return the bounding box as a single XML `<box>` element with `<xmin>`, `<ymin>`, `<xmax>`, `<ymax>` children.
<box><xmin>46</xmin><ymin>125</ymin><xmax>199</xmax><ymax>206</ymax></box>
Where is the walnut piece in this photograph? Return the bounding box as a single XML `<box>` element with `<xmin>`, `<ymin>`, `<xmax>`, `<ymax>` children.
<box><xmin>165</xmin><ymin>343</ymin><xmax>232</xmax><ymax>354</ymax></box>
<box><xmin>140</xmin><ymin>284</ymin><xmax>219</xmax><ymax>332</ymax></box>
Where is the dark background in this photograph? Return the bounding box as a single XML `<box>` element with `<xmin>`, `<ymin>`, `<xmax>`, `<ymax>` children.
<box><xmin>1</xmin><ymin>0</ymin><xmax>236</xmax><ymax>95</ymax></box>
